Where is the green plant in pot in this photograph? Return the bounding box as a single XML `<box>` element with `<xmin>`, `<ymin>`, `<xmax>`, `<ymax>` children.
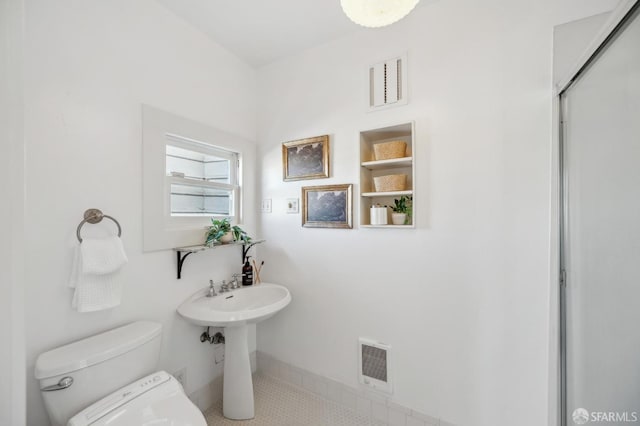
<box><xmin>205</xmin><ymin>218</ymin><xmax>232</xmax><ymax>246</ymax></box>
<box><xmin>205</xmin><ymin>218</ymin><xmax>252</xmax><ymax>246</ymax></box>
<box><xmin>392</xmin><ymin>195</ymin><xmax>412</xmax><ymax>225</ymax></box>
<box><xmin>231</xmin><ymin>225</ymin><xmax>252</xmax><ymax>244</ymax></box>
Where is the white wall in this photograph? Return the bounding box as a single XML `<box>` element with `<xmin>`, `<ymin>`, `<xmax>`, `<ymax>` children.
<box><xmin>553</xmin><ymin>12</ymin><xmax>612</xmax><ymax>87</ymax></box>
<box><xmin>23</xmin><ymin>1</ymin><xmax>257</xmax><ymax>425</ymax></box>
<box><xmin>255</xmin><ymin>1</ymin><xmax>618</xmax><ymax>426</ymax></box>
<box><xmin>0</xmin><ymin>0</ymin><xmax>26</xmax><ymax>424</ymax></box>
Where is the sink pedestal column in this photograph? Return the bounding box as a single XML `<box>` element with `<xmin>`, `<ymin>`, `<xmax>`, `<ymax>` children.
<box><xmin>222</xmin><ymin>324</ymin><xmax>254</xmax><ymax>420</ymax></box>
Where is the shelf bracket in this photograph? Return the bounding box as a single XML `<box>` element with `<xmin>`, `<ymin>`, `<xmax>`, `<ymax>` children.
<box><xmin>176</xmin><ymin>250</ymin><xmax>195</xmax><ymax>280</ymax></box>
<box><xmin>174</xmin><ymin>239</ymin><xmax>265</xmax><ymax>279</ymax></box>
<box><xmin>242</xmin><ymin>241</ymin><xmax>258</xmax><ymax>263</ymax></box>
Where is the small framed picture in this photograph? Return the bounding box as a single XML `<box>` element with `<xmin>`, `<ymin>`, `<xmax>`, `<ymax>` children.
<box><xmin>282</xmin><ymin>135</ymin><xmax>329</xmax><ymax>181</ymax></box>
<box><xmin>302</xmin><ymin>184</ymin><xmax>353</xmax><ymax>229</ymax></box>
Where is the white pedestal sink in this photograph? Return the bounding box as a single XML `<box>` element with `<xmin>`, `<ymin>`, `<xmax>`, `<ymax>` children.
<box><xmin>177</xmin><ymin>283</ymin><xmax>291</xmax><ymax>420</ymax></box>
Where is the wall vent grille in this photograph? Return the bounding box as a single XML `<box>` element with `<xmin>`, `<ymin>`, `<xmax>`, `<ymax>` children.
<box><xmin>368</xmin><ymin>54</ymin><xmax>408</xmax><ymax>111</ymax></box>
<box><xmin>358</xmin><ymin>338</ymin><xmax>392</xmax><ymax>393</ymax></box>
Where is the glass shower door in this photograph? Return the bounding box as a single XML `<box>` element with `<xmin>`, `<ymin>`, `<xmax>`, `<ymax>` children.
<box><xmin>561</xmin><ymin>5</ymin><xmax>640</xmax><ymax>426</ymax></box>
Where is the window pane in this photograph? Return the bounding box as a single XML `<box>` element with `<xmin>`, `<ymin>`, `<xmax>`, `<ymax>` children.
<box><xmin>166</xmin><ymin>145</ymin><xmax>231</xmax><ymax>184</ymax></box>
<box><xmin>204</xmin><ymin>159</ymin><xmax>230</xmax><ymax>184</ymax></box>
<box><xmin>170</xmin><ymin>184</ymin><xmax>233</xmax><ymax>216</ymax></box>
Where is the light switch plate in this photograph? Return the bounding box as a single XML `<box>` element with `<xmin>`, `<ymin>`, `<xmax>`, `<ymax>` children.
<box><xmin>286</xmin><ymin>198</ymin><xmax>299</xmax><ymax>214</ymax></box>
<box><xmin>261</xmin><ymin>199</ymin><xmax>272</xmax><ymax>213</ymax></box>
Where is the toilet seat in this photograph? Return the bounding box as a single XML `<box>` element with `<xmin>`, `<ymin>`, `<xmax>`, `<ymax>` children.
<box><xmin>68</xmin><ymin>371</ymin><xmax>206</xmax><ymax>426</ymax></box>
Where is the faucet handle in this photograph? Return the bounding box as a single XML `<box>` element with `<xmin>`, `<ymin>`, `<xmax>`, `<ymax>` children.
<box><xmin>207</xmin><ymin>280</ymin><xmax>217</xmax><ymax>297</ymax></box>
<box><xmin>230</xmin><ymin>274</ymin><xmax>241</xmax><ymax>289</ymax></box>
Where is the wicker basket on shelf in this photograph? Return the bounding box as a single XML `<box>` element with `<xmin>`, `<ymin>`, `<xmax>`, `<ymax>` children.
<box><xmin>373</xmin><ymin>174</ymin><xmax>407</xmax><ymax>192</ymax></box>
<box><xmin>373</xmin><ymin>140</ymin><xmax>407</xmax><ymax>161</ymax></box>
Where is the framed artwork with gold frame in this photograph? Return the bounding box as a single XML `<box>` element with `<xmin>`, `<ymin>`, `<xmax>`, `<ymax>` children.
<box><xmin>282</xmin><ymin>135</ymin><xmax>329</xmax><ymax>181</ymax></box>
<box><xmin>302</xmin><ymin>184</ymin><xmax>353</xmax><ymax>229</ymax></box>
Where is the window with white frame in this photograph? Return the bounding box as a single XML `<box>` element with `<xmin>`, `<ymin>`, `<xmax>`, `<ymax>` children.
<box><xmin>142</xmin><ymin>105</ymin><xmax>252</xmax><ymax>252</ymax></box>
<box><xmin>165</xmin><ymin>135</ymin><xmax>239</xmax><ymax>219</ymax></box>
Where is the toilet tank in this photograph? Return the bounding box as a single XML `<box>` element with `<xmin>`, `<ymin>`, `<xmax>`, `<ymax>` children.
<box><xmin>35</xmin><ymin>321</ymin><xmax>163</xmax><ymax>426</ymax></box>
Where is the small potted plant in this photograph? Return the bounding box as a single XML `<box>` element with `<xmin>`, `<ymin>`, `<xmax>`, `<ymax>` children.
<box><xmin>231</xmin><ymin>224</ymin><xmax>252</xmax><ymax>244</ymax></box>
<box><xmin>392</xmin><ymin>195</ymin><xmax>412</xmax><ymax>225</ymax></box>
<box><xmin>205</xmin><ymin>218</ymin><xmax>233</xmax><ymax>246</ymax></box>
<box><xmin>205</xmin><ymin>218</ymin><xmax>253</xmax><ymax>246</ymax></box>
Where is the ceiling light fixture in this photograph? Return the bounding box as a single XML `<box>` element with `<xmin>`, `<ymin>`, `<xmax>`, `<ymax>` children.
<box><xmin>340</xmin><ymin>0</ymin><xmax>421</xmax><ymax>28</ymax></box>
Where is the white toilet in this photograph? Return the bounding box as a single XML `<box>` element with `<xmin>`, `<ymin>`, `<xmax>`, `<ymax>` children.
<box><xmin>35</xmin><ymin>321</ymin><xmax>207</xmax><ymax>426</ymax></box>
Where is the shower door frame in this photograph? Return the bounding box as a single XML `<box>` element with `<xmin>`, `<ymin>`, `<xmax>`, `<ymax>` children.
<box><xmin>557</xmin><ymin>2</ymin><xmax>640</xmax><ymax>425</ymax></box>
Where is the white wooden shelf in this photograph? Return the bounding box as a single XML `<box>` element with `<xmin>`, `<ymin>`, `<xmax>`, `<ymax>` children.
<box><xmin>361</xmin><ymin>190</ymin><xmax>413</xmax><ymax>197</ymax></box>
<box><xmin>174</xmin><ymin>239</ymin><xmax>265</xmax><ymax>279</ymax></box>
<box><xmin>174</xmin><ymin>239</ymin><xmax>265</xmax><ymax>253</ymax></box>
<box><xmin>361</xmin><ymin>157</ymin><xmax>413</xmax><ymax>170</ymax></box>
<box><xmin>358</xmin><ymin>122</ymin><xmax>415</xmax><ymax>228</ymax></box>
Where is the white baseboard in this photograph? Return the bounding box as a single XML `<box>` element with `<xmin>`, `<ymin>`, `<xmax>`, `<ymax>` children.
<box><xmin>255</xmin><ymin>351</ymin><xmax>456</xmax><ymax>426</ymax></box>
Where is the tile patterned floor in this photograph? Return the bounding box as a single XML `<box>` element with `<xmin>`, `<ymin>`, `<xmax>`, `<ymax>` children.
<box><xmin>205</xmin><ymin>374</ymin><xmax>382</xmax><ymax>426</ymax></box>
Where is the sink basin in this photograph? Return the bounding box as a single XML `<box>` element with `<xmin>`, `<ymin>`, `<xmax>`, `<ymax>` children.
<box><xmin>177</xmin><ymin>283</ymin><xmax>291</xmax><ymax>327</ymax></box>
<box><xmin>177</xmin><ymin>283</ymin><xmax>291</xmax><ymax>421</ymax></box>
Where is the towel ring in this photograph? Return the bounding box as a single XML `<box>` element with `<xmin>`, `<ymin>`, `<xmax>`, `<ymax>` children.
<box><xmin>76</xmin><ymin>208</ymin><xmax>122</xmax><ymax>243</ymax></box>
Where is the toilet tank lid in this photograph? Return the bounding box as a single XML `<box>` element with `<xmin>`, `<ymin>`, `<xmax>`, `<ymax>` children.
<box><xmin>35</xmin><ymin>321</ymin><xmax>162</xmax><ymax>379</ymax></box>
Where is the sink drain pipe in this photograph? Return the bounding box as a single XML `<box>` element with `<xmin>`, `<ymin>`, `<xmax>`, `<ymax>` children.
<box><xmin>200</xmin><ymin>327</ymin><xmax>225</xmax><ymax>344</ymax></box>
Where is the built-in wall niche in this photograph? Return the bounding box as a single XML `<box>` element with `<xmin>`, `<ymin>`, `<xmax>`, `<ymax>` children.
<box><xmin>359</xmin><ymin>122</ymin><xmax>415</xmax><ymax>228</ymax></box>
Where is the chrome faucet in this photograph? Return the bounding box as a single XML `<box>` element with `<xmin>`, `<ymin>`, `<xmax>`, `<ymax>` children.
<box><xmin>219</xmin><ymin>280</ymin><xmax>229</xmax><ymax>293</ymax></box>
<box><xmin>207</xmin><ymin>280</ymin><xmax>217</xmax><ymax>297</ymax></box>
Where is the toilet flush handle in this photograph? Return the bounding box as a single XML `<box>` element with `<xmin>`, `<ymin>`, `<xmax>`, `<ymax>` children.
<box><xmin>41</xmin><ymin>376</ymin><xmax>74</xmax><ymax>391</ymax></box>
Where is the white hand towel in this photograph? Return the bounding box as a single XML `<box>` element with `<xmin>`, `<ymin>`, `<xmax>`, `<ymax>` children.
<box><xmin>81</xmin><ymin>236</ymin><xmax>128</xmax><ymax>275</ymax></box>
<box><xmin>69</xmin><ymin>236</ymin><xmax>128</xmax><ymax>313</ymax></box>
